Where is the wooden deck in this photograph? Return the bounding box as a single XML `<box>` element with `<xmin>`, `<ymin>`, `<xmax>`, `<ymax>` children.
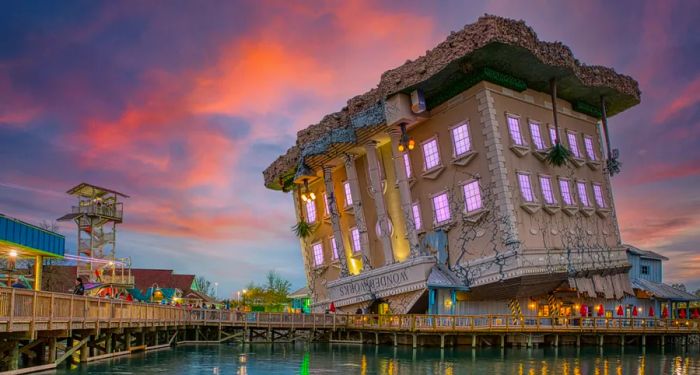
<box><xmin>0</xmin><ymin>287</ymin><xmax>698</xmax><ymax>373</ymax></box>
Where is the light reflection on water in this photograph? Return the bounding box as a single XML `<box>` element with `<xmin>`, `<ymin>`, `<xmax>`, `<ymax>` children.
<box><xmin>51</xmin><ymin>343</ymin><xmax>700</xmax><ymax>374</ymax></box>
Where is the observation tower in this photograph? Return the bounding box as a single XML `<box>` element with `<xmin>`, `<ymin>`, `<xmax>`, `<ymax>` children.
<box><xmin>58</xmin><ymin>183</ymin><xmax>133</xmax><ymax>295</ymax></box>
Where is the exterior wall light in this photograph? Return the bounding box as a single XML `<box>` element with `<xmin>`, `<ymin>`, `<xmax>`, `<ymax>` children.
<box><xmin>300</xmin><ymin>179</ymin><xmax>316</xmax><ymax>202</ymax></box>
<box><xmin>397</xmin><ymin>123</ymin><xmax>415</xmax><ymax>152</ymax></box>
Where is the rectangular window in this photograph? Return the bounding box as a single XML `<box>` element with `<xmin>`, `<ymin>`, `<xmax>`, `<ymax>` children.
<box><xmin>567</xmin><ymin>132</ymin><xmax>581</xmax><ymax>158</ymax></box>
<box><xmin>530</xmin><ymin>122</ymin><xmax>545</xmax><ymax>150</ymax></box>
<box><xmin>343</xmin><ymin>181</ymin><xmax>353</xmax><ymax>206</ymax></box>
<box><xmin>422</xmin><ymin>138</ymin><xmax>441</xmax><ymax>170</ymax></box>
<box><xmin>312</xmin><ymin>242</ymin><xmax>324</xmax><ymax>267</ymax></box>
<box><xmin>507</xmin><ymin>116</ymin><xmax>525</xmax><ymax>146</ymax></box>
<box><xmin>432</xmin><ymin>192</ymin><xmax>451</xmax><ymax>224</ymax></box>
<box><xmin>559</xmin><ymin>179</ymin><xmax>574</xmax><ymax>206</ymax></box>
<box><xmin>577</xmin><ymin>181</ymin><xmax>591</xmax><ymax>207</ymax></box>
<box><xmin>305</xmin><ymin>200</ymin><xmax>317</xmax><ymax>223</ymax></box>
<box><xmin>412</xmin><ymin>203</ymin><xmax>422</xmax><ymax>231</ymax></box>
<box><xmin>584</xmin><ymin>136</ymin><xmax>596</xmax><ymax>161</ymax></box>
<box><xmin>593</xmin><ymin>183</ymin><xmax>606</xmax><ymax>208</ymax></box>
<box><xmin>549</xmin><ymin>127</ymin><xmax>558</xmax><ymax>146</ymax></box>
<box><xmin>463</xmin><ymin>181</ymin><xmax>483</xmax><ymax>212</ymax></box>
<box><xmin>517</xmin><ymin>173</ymin><xmax>535</xmax><ymax>202</ymax></box>
<box><xmin>539</xmin><ymin>176</ymin><xmax>556</xmax><ymax>205</ymax></box>
<box><xmin>322</xmin><ymin>192</ymin><xmax>330</xmax><ymax>216</ymax></box>
<box><xmin>451</xmin><ymin>122</ymin><xmax>472</xmax><ymax>156</ymax></box>
<box><xmin>350</xmin><ymin>227</ymin><xmax>362</xmax><ymax>253</ymax></box>
<box><xmin>329</xmin><ymin>236</ymin><xmax>339</xmax><ymax>260</ymax></box>
<box><xmin>403</xmin><ymin>153</ymin><xmax>412</xmax><ymax>179</ymax></box>
<box><xmin>641</xmin><ymin>265</ymin><xmax>649</xmax><ymax>275</ymax></box>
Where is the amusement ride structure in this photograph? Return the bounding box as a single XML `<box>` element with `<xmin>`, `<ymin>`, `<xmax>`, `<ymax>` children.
<box><xmin>58</xmin><ymin>183</ymin><xmax>134</xmax><ymax>296</ymax></box>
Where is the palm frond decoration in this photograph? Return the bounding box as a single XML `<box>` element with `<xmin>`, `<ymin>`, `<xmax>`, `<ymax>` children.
<box><xmin>292</xmin><ymin>220</ymin><xmax>315</xmax><ymax>239</ymax></box>
<box><xmin>545</xmin><ymin>142</ymin><xmax>573</xmax><ymax>167</ymax></box>
<box><xmin>606</xmin><ymin>149</ymin><xmax>622</xmax><ymax>176</ymax></box>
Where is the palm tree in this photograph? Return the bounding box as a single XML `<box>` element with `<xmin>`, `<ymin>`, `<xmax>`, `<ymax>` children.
<box><xmin>544</xmin><ymin>78</ymin><xmax>573</xmax><ymax>167</ymax></box>
<box><xmin>292</xmin><ymin>188</ymin><xmax>315</xmax><ymax>239</ymax></box>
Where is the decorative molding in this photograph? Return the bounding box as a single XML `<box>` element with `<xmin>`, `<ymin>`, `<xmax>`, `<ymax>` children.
<box><xmin>562</xmin><ymin>206</ymin><xmax>578</xmax><ymax>216</ymax></box>
<box><xmin>520</xmin><ymin>202</ymin><xmax>541</xmax><ymax>214</ymax></box>
<box><xmin>570</xmin><ymin>157</ymin><xmax>585</xmax><ymax>168</ymax></box>
<box><xmin>421</xmin><ymin>165</ymin><xmax>445</xmax><ymax>180</ymax></box>
<box><xmin>463</xmin><ymin>208</ymin><xmax>488</xmax><ymax>224</ymax></box>
<box><xmin>596</xmin><ymin>208</ymin><xmax>611</xmax><ymax>218</ymax></box>
<box><xmin>451</xmin><ymin>151</ymin><xmax>477</xmax><ymax>166</ymax></box>
<box><xmin>543</xmin><ymin>204</ymin><xmax>560</xmax><ymax>215</ymax></box>
<box><xmin>510</xmin><ymin>144</ymin><xmax>530</xmax><ymax>157</ymax></box>
<box><xmin>580</xmin><ymin>206</ymin><xmax>595</xmax><ymax>217</ymax></box>
<box><xmin>586</xmin><ymin>160</ymin><xmax>601</xmax><ymax>170</ymax></box>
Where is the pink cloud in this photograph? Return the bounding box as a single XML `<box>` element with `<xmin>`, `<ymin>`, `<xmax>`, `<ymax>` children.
<box><xmin>654</xmin><ymin>75</ymin><xmax>700</xmax><ymax>124</ymax></box>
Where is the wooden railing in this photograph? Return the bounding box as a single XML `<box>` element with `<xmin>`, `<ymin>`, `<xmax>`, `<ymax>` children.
<box><xmin>1</xmin><ymin>288</ymin><xmax>698</xmax><ymax>335</ymax></box>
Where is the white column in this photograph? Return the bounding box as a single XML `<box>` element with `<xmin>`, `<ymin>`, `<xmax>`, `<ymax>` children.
<box><xmin>364</xmin><ymin>141</ymin><xmax>394</xmax><ymax>265</ymax></box>
<box><xmin>323</xmin><ymin>166</ymin><xmax>349</xmax><ymax>277</ymax></box>
<box><xmin>389</xmin><ymin>131</ymin><xmax>420</xmax><ymax>257</ymax></box>
<box><xmin>344</xmin><ymin>153</ymin><xmax>373</xmax><ymax>270</ymax></box>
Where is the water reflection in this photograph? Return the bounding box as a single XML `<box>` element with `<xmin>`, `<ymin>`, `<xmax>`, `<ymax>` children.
<box><xmin>56</xmin><ymin>343</ymin><xmax>699</xmax><ymax>374</ymax></box>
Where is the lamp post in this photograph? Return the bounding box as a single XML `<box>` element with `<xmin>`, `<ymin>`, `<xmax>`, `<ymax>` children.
<box><xmin>214</xmin><ymin>282</ymin><xmax>219</xmax><ymax>300</ymax></box>
<box><xmin>242</xmin><ymin>289</ymin><xmax>247</xmax><ymax>310</ymax></box>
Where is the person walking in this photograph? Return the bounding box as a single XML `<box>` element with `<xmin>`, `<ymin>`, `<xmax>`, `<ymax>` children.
<box><xmin>73</xmin><ymin>277</ymin><xmax>85</xmax><ymax>296</ymax></box>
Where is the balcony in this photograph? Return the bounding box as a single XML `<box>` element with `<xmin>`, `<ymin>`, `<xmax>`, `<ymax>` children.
<box><xmin>71</xmin><ymin>203</ymin><xmax>123</xmax><ymax>221</ymax></box>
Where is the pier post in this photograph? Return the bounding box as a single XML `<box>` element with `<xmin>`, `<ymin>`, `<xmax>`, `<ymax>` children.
<box><xmin>106</xmin><ymin>334</ymin><xmax>112</xmax><ymax>353</ymax></box>
<box><xmin>598</xmin><ymin>335</ymin><xmax>604</xmax><ymax>347</ymax></box>
<box><xmin>527</xmin><ymin>334</ymin><xmax>533</xmax><ymax>348</ymax></box>
<box><xmin>440</xmin><ymin>334</ymin><xmax>445</xmax><ymax>349</ymax></box>
<box><xmin>661</xmin><ymin>335</ymin><xmax>665</xmax><ymax>348</ymax></box>
<box><xmin>374</xmin><ymin>332</ymin><xmax>379</xmax><ymax>345</ymax></box>
<box><xmin>500</xmin><ymin>334</ymin><xmax>505</xmax><ymax>348</ymax></box>
<box><xmin>576</xmin><ymin>335</ymin><xmax>580</xmax><ymax>347</ymax></box>
<box><xmin>641</xmin><ymin>335</ymin><xmax>646</xmax><ymax>347</ymax></box>
<box><xmin>80</xmin><ymin>340</ymin><xmax>88</xmax><ymax>363</ymax></box>
<box><xmin>359</xmin><ymin>331</ymin><xmax>363</xmax><ymax>343</ymax></box>
<box><xmin>393</xmin><ymin>333</ymin><xmax>397</xmax><ymax>347</ymax></box>
<box><xmin>554</xmin><ymin>334</ymin><xmax>559</xmax><ymax>347</ymax></box>
<box><xmin>620</xmin><ymin>334</ymin><xmax>624</xmax><ymax>348</ymax></box>
<box><xmin>8</xmin><ymin>341</ymin><xmax>19</xmax><ymax>370</ymax></box>
<box><xmin>412</xmin><ymin>334</ymin><xmax>417</xmax><ymax>349</ymax></box>
<box><xmin>471</xmin><ymin>334</ymin><xmax>477</xmax><ymax>348</ymax></box>
<box><xmin>48</xmin><ymin>337</ymin><xmax>57</xmax><ymax>363</ymax></box>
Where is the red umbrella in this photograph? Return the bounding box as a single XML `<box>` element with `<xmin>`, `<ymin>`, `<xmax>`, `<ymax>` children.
<box><xmin>579</xmin><ymin>304</ymin><xmax>587</xmax><ymax>317</ymax></box>
<box><xmin>649</xmin><ymin>306</ymin><xmax>655</xmax><ymax>317</ymax></box>
<box><xmin>679</xmin><ymin>309</ymin><xmax>687</xmax><ymax>319</ymax></box>
<box><xmin>329</xmin><ymin>302</ymin><xmax>336</xmax><ymax>313</ymax></box>
<box><xmin>632</xmin><ymin>306</ymin><xmax>638</xmax><ymax>317</ymax></box>
<box><xmin>662</xmin><ymin>306</ymin><xmax>669</xmax><ymax>318</ymax></box>
<box><xmin>597</xmin><ymin>304</ymin><xmax>604</xmax><ymax>317</ymax></box>
<box><xmin>616</xmin><ymin>305</ymin><xmax>624</xmax><ymax>316</ymax></box>
<box><xmin>692</xmin><ymin>309</ymin><xmax>699</xmax><ymax>319</ymax></box>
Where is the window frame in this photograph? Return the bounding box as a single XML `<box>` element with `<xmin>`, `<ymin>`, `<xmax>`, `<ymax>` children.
<box><xmin>641</xmin><ymin>265</ymin><xmax>649</xmax><ymax>275</ymax></box>
<box><xmin>576</xmin><ymin>180</ymin><xmax>591</xmax><ymax>207</ymax></box>
<box><xmin>538</xmin><ymin>174</ymin><xmax>557</xmax><ymax>205</ymax></box>
<box><xmin>566</xmin><ymin>131</ymin><xmax>582</xmax><ymax>159</ymax></box>
<box><xmin>412</xmin><ymin>202</ymin><xmax>423</xmax><ymax>231</ymax></box>
<box><xmin>548</xmin><ymin>125</ymin><xmax>559</xmax><ymax>147</ymax></box>
<box><xmin>449</xmin><ymin>121</ymin><xmax>473</xmax><ymax>157</ymax></box>
<box><xmin>506</xmin><ymin>114</ymin><xmax>526</xmax><ymax>146</ymax></box>
<box><xmin>592</xmin><ymin>183</ymin><xmax>607</xmax><ymax>208</ymax></box>
<box><xmin>529</xmin><ymin>120</ymin><xmax>546</xmax><ymax>151</ymax></box>
<box><xmin>462</xmin><ymin>180</ymin><xmax>484</xmax><ymax>213</ymax></box>
<box><xmin>311</xmin><ymin>241</ymin><xmax>324</xmax><ymax>267</ymax></box>
<box><xmin>342</xmin><ymin>181</ymin><xmax>353</xmax><ymax>207</ymax></box>
<box><xmin>431</xmin><ymin>191</ymin><xmax>452</xmax><ymax>225</ymax></box>
<box><xmin>305</xmin><ymin>199</ymin><xmax>317</xmax><ymax>223</ymax></box>
<box><xmin>349</xmin><ymin>227</ymin><xmax>362</xmax><ymax>254</ymax></box>
<box><xmin>516</xmin><ymin>172</ymin><xmax>536</xmax><ymax>203</ymax></box>
<box><xmin>420</xmin><ymin>136</ymin><xmax>442</xmax><ymax>171</ymax></box>
<box><xmin>583</xmin><ymin>135</ymin><xmax>597</xmax><ymax>161</ymax></box>
<box><xmin>558</xmin><ymin>178</ymin><xmax>575</xmax><ymax>206</ymax></box>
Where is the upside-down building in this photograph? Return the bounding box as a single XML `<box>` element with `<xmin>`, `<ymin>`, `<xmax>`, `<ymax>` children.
<box><xmin>263</xmin><ymin>16</ymin><xmax>694</xmax><ymax>318</ymax></box>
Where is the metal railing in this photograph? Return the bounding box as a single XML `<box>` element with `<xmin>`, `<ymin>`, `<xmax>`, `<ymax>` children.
<box><xmin>72</xmin><ymin>203</ymin><xmax>123</xmax><ymax>220</ymax></box>
<box><xmin>0</xmin><ymin>288</ymin><xmax>698</xmax><ymax>335</ymax></box>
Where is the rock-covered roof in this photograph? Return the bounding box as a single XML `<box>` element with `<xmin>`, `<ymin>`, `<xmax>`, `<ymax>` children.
<box><xmin>263</xmin><ymin>15</ymin><xmax>641</xmax><ymax>190</ymax></box>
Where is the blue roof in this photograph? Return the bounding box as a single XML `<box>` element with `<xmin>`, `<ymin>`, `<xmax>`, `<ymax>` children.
<box><xmin>0</xmin><ymin>214</ymin><xmax>65</xmax><ymax>257</ymax></box>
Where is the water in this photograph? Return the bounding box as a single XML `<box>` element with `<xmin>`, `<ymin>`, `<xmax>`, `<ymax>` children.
<box><xmin>51</xmin><ymin>343</ymin><xmax>700</xmax><ymax>374</ymax></box>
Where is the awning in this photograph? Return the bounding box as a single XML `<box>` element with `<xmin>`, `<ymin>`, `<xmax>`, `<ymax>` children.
<box><xmin>427</xmin><ymin>265</ymin><xmax>469</xmax><ymax>291</ymax></box>
<box><xmin>631</xmin><ymin>278</ymin><xmax>698</xmax><ymax>301</ymax></box>
<box><xmin>569</xmin><ymin>273</ymin><xmax>634</xmax><ymax>299</ymax></box>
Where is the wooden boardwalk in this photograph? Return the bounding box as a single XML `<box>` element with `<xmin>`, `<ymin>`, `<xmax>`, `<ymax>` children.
<box><xmin>0</xmin><ymin>287</ymin><xmax>699</xmax><ymax>373</ymax></box>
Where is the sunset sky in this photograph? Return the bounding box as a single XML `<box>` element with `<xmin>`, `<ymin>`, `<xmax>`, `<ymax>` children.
<box><xmin>1</xmin><ymin>1</ymin><xmax>699</xmax><ymax>297</ymax></box>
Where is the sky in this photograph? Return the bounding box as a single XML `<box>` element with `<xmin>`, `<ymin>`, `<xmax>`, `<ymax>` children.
<box><xmin>1</xmin><ymin>0</ymin><xmax>699</xmax><ymax>298</ymax></box>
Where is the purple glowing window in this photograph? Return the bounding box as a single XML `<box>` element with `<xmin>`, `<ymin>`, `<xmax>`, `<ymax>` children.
<box><xmin>350</xmin><ymin>227</ymin><xmax>361</xmax><ymax>253</ymax></box>
<box><xmin>584</xmin><ymin>136</ymin><xmax>596</xmax><ymax>161</ymax></box>
<box><xmin>451</xmin><ymin>123</ymin><xmax>472</xmax><ymax>156</ymax></box>
<box><xmin>403</xmin><ymin>153</ymin><xmax>412</xmax><ymax>178</ymax></box>
<box><xmin>518</xmin><ymin>173</ymin><xmax>535</xmax><ymax>202</ymax></box>
<box><xmin>593</xmin><ymin>184</ymin><xmax>606</xmax><ymax>208</ymax></box>
<box><xmin>422</xmin><ymin>138</ymin><xmax>441</xmax><ymax>170</ymax></box>
<box><xmin>305</xmin><ymin>200</ymin><xmax>317</xmax><ymax>223</ymax></box>
<box><xmin>463</xmin><ymin>181</ymin><xmax>483</xmax><ymax>212</ymax></box>
<box><xmin>329</xmin><ymin>236</ymin><xmax>339</xmax><ymax>260</ymax></box>
<box><xmin>559</xmin><ymin>179</ymin><xmax>574</xmax><ymax>206</ymax></box>
<box><xmin>530</xmin><ymin>122</ymin><xmax>545</xmax><ymax>150</ymax></box>
<box><xmin>432</xmin><ymin>193</ymin><xmax>451</xmax><ymax>224</ymax></box>
<box><xmin>539</xmin><ymin>176</ymin><xmax>556</xmax><ymax>205</ymax></box>
<box><xmin>343</xmin><ymin>181</ymin><xmax>353</xmax><ymax>206</ymax></box>
<box><xmin>549</xmin><ymin>127</ymin><xmax>558</xmax><ymax>145</ymax></box>
<box><xmin>577</xmin><ymin>182</ymin><xmax>590</xmax><ymax>207</ymax></box>
<box><xmin>567</xmin><ymin>132</ymin><xmax>581</xmax><ymax>158</ymax></box>
<box><xmin>312</xmin><ymin>242</ymin><xmax>324</xmax><ymax>266</ymax></box>
<box><xmin>412</xmin><ymin>203</ymin><xmax>422</xmax><ymax>231</ymax></box>
<box><xmin>508</xmin><ymin>116</ymin><xmax>525</xmax><ymax>146</ymax></box>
